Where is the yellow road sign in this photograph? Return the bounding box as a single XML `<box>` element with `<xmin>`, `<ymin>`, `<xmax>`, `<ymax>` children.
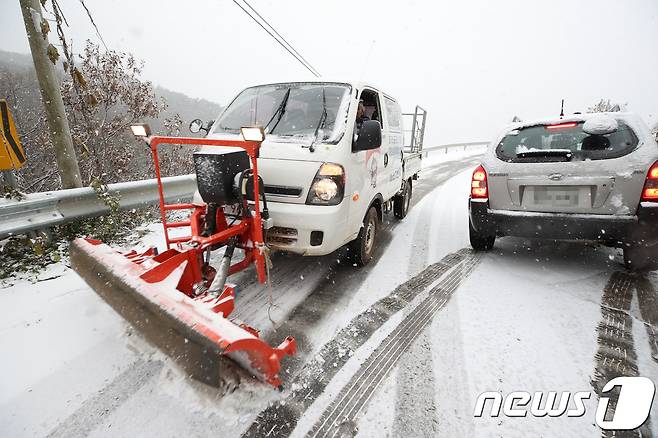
<box><xmin>0</xmin><ymin>99</ymin><xmax>27</xmax><ymax>170</ymax></box>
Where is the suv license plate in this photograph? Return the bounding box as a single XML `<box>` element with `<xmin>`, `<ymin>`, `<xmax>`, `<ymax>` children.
<box><xmin>533</xmin><ymin>187</ymin><xmax>580</xmax><ymax>207</ymax></box>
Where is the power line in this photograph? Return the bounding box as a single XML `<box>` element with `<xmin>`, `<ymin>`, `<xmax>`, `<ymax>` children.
<box><xmin>241</xmin><ymin>0</ymin><xmax>320</xmax><ymax>77</ymax></box>
<box><xmin>232</xmin><ymin>0</ymin><xmax>321</xmax><ymax>77</ymax></box>
<box><xmin>79</xmin><ymin>0</ymin><xmax>109</xmax><ymax>51</ymax></box>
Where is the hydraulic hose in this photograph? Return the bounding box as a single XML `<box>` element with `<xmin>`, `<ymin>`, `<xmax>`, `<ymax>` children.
<box><xmin>208</xmin><ymin>238</ymin><xmax>237</xmax><ymax>296</ymax></box>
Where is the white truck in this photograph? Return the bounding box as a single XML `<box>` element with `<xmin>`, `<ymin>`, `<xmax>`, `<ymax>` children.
<box><xmin>191</xmin><ymin>80</ymin><xmax>426</xmax><ymax>265</ymax></box>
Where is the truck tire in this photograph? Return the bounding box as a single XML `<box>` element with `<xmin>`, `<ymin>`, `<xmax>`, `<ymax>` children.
<box><xmin>623</xmin><ymin>244</ymin><xmax>658</xmax><ymax>272</ymax></box>
<box><xmin>393</xmin><ymin>179</ymin><xmax>412</xmax><ymax>219</ymax></box>
<box><xmin>349</xmin><ymin>206</ymin><xmax>379</xmax><ymax>266</ymax></box>
<box><xmin>469</xmin><ymin>218</ymin><xmax>495</xmax><ymax>251</ymax></box>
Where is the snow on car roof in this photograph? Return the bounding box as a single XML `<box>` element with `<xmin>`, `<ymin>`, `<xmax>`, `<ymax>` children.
<box><xmin>508</xmin><ymin>112</ymin><xmax>639</xmax><ymax>131</ymax></box>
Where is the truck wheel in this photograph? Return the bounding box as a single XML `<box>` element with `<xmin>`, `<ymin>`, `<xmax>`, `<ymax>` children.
<box><xmin>349</xmin><ymin>207</ymin><xmax>379</xmax><ymax>266</ymax></box>
<box><xmin>623</xmin><ymin>244</ymin><xmax>658</xmax><ymax>272</ymax></box>
<box><xmin>393</xmin><ymin>179</ymin><xmax>412</xmax><ymax>219</ymax></box>
<box><xmin>469</xmin><ymin>218</ymin><xmax>495</xmax><ymax>251</ymax></box>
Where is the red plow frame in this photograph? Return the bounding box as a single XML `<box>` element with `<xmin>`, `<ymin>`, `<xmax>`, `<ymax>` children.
<box><xmin>71</xmin><ymin>135</ymin><xmax>296</xmax><ymax>388</ymax></box>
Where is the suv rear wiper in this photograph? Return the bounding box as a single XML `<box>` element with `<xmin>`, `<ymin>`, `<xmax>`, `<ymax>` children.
<box><xmin>516</xmin><ymin>149</ymin><xmax>573</xmax><ymax>160</ymax></box>
<box><xmin>265</xmin><ymin>88</ymin><xmax>291</xmax><ymax>134</ymax></box>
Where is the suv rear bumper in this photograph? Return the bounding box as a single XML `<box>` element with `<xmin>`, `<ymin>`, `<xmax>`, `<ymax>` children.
<box><xmin>469</xmin><ymin>198</ymin><xmax>658</xmax><ymax>246</ymax></box>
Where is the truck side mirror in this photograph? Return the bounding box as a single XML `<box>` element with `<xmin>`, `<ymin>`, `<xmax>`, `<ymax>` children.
<box><xmin>189</xmin><ymin>119</ymin><xmax>214</xmax><ymax>134</ymax></box>
<box><xmin>353</xmin><ymin>120</ymin><xmax>382</xmax><ymax>152</ymax></box>
<box><xmin>189</xmin><ymin>119</ymin><xmax>204</xmax><ymax>133</ymax></box>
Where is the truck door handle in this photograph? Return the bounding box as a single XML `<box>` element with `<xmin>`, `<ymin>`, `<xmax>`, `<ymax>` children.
<box><xmin>384</xmin><ymin>153</ymin><xmax>389</xmax><ymax>167</ymax></box>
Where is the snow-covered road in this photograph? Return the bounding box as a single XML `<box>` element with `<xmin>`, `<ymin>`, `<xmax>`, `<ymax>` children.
<box><xmin>2</xmin><ymin>147</ymin><xmax>657</xmax><ymax>438</ymax></box>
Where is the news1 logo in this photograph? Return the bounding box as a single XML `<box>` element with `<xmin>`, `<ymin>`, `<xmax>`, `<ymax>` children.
<box><xmin>474</xmin><ymin>376</ymin><xmax>655</xmax><ymax>430</ymax></box>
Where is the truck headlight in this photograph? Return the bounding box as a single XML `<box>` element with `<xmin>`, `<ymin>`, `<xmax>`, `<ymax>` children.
<box><xmin>307</xmin><ymin>163</ymin><xmax>345</xmax><ymax>205</ymax></box>
<box><xmin>313</xmin><ymin>178</ymin><xmax>339</xmax><ymax>201</ymax></box>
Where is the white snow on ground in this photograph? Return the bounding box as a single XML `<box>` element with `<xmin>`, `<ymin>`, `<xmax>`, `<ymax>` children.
<box><xmin>0</xmin><ymin>149</ymin><xmax>483</xmax><ymax>437</ymax></box>
<box><xmin>0</xmin><ymin>266</ymin><xmax>143</xmax><ymax>436</ymax></box>
<box><xmin>2</xmin><ymin>145</ymin><xmax>656</xmax><ymax>437</ymax></box>
<box><xmin>422</xmin><ymin>145</ymin><xmax>487</xmax><ymax>168</ymax></box>
<box><xmin>424</xmin><ymin>240</ymin><xmax>608</xmax><ymax>437</ymax></box>
<box><xmin>352</xmin><ymin>172</ymin><xmax>658</xmax><ymax>436</ymax></box>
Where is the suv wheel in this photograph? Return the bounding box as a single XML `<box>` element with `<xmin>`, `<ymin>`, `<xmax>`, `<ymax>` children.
<box><xmin>393</xmin><ymin>179</ymin><xmax>412</xmax><ymax>219</ymax></box>
<box><xmin>469</xmin><ymin>218</ymin><xmax>495</xmax><ymax>251</ymax></box>
<box><xmin>349</xmin><ymin>207</ymin><xmax>379</xmax><ymax>266</ymax></box>
<box><xmin>623</xmin><ymin>244</ymin><xmax>658</xmax><ymax>272</ymax></box>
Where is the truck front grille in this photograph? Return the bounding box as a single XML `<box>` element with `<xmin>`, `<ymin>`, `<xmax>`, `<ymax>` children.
<box><xmin>264</xmin><ymin>185</ymin><xmax>303</xmax><ymax>198</ymax></box>
<box><xmin>267</xmin><ymin>227</ymin><xmax>298</xmax><ymax>246</ymax></box>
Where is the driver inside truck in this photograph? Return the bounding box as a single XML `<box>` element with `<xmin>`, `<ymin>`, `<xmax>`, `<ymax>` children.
<box><xmin>356</xmin><ymin>100</ymin><xmax>369</xmax><ymax>131</ymax></box>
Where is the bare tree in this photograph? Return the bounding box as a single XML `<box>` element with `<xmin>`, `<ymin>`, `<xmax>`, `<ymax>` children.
<box><xmin>588</xmin><ymin>99</ymin><xmax>626</xmax><ymax>113</ymax></box>
<box><xmin>61</xmin><ymin>42</ymin><xmax>168</xmax><ymax>184</ymax></box>
<box><xmin>0</xmin><ymin>41</ymin><xmax>186</xmax><ymax>192</ymax></box>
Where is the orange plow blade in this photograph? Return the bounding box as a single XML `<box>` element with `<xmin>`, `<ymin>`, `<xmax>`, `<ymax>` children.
<box><xmin>70</xmin><ymin>238</ymin><xmax>296</xmax><ymax>388</ymax></box>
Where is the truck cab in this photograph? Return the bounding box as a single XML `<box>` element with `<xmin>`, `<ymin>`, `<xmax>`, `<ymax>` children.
<box><xmin>195</xmin><ymin>80</ymin><xmax>425</xmax><ymax>265</ymax></box>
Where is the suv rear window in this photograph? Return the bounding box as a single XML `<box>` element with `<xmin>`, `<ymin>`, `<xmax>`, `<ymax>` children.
<box><xmin>496</xmin><ymin>120</ymin><xmax>639</xmax><ymax>163</ymax></box>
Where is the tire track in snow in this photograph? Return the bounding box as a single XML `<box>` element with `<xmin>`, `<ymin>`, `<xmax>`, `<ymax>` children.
<box><xmin>46</xmin><ymin>359</ymin><xmax>163</xmax><ymax>438</ymax></box>
<box><xmin>257</xmin><ymin>157</ymin><xmax>484</xmax><ymax>372</ymax></box>
<box><xmin>591</xmin><ymin>272</ymin><xmax>652</xmax><ymax>438</ymax></box>
<box><xmin>306</xmin><ymin>251</ymin><xmax>481</xmax><ymax>438</ymax></box>
<box><xmin>392</xmin><ymin>187</ymin><xmax>442</xmax><ymax>437</ymax></box>
<box><xmin>232</xmin><ymin>156</ymin><xmax>481</xmax><ymax>337</ymax></box>
<box><xmin>392</xmin><ymin>160</ymin><xmax>480</xmax><ymax>437</ymax></box>
<box><xmin>635</xmin><ymin>276</ymin><xmax>658</xmax><ymax>363</ymax></box>
<box><xmin>241</xmin><ymin>250</ymin><xmax>468</xmax><ymax>438</ymax></box>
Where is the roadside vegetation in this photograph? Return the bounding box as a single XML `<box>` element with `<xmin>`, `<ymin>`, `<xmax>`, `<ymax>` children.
<box><xmin>0</xmin><ymin>207</ymin><xmax>155</xmax><ymax>281</ymax></box>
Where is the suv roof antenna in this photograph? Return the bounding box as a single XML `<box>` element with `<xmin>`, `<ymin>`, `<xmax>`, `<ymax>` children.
<box><xmin>560</xmin><ymin>99</ymin><xmax>565</xmax><ymax>118</ymax></box>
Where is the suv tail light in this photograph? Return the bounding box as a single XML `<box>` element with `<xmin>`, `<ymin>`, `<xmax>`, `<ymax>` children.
<box><xmin>641</xmin><ymin>161</ymin><xmax>658</xmax><ymax>201</ymax></box>
<box><xmin>471</xmin><ymin>165</ymin><xmax>488</xmax><ymax>199</ymax></box>
<box><xmin>545</xmin><ymin>122</ymin><xmax>578</xmax><ymax>130</ymax></box>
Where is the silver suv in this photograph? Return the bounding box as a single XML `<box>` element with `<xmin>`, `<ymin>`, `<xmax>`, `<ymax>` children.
<box><xmin>469</xmin><ymin>112</ymin><xmax>658</xmax><ymax>270</ymax></box>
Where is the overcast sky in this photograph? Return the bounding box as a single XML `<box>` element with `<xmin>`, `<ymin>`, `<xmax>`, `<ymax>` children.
<box><xmin>1</xmin><ymin>0</ymin><xmax>657</xmax><ymax>145</ymax></box>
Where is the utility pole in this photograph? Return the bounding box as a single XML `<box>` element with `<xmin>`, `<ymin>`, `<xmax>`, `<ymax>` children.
<box><xmin>19</xmin><ymin>0</ymin><xmax>82</xmax><ymax>188</ymax></box>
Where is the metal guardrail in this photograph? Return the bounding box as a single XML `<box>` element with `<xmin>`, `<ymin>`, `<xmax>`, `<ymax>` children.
<box><xmin>0</xmin><ymin>141</ymin><xmax>487</xmax><ymax>239</ymax></box>
<box><xmin>0</xmin><ymin>174</ymin><xmax>196</xmax><ymax>239</ymax></box>
<box><xmin>424</xmin><ymin>141</ymin><xmax>489</xmax><ymax>154</ymax></box>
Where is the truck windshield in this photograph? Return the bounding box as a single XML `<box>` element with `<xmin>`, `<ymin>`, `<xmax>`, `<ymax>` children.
<box><xmin>496</xmin><ymin>120</ymin><xmax>639</xmax><ymax>162</ymax></box>
<box><xmin>212</xmin><ymin>83</ymin><xmax>352</xmax><ymax>144</ymax></box>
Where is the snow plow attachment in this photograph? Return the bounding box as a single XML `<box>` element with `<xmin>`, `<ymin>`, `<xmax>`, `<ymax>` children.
<box><xmin>71</xmin><ymin>131</ymin><xmax>297</xmax><ymax>388</ymax></box>
<box><xmin>71</xmin><ymin>238</ymin><xmax>296</xmax><ymax>388</ymax></box>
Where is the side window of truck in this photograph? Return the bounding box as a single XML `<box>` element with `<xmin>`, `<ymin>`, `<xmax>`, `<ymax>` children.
<box><xmin>359</xmin><ymin>89</ymin><xmax>384</xmax><ymax>129</ymax></box>
<box><xmin>384</xmin><ymin>97</ymin><xmax>401</xmax><ymax>132</ymax></box>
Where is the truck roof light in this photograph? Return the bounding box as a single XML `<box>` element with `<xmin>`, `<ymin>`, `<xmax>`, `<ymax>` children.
<box><xmin>130</xmin><ymin>123</ymin><xmax>151</xmax><ymax>137</ymax></box>
<box><xmin>240</xmin><ymin>127</ymin><xmax>265</xmax><ymax>142</ymax></box>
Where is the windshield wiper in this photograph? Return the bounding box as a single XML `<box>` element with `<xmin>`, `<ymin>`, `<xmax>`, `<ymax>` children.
<box><xmin>307</xmin><ymin>88</ymin><xmax>327</xmax><ymax>153</ymax></box>
<box><xmin>265</xmin><ymin>88</ymin><xmax>291</xmax><ymax>134</ymax></box>
<box><xmin>516</xmin><ymin>149</ymin><xmax>573</xmax><ymax>160</ymax></box>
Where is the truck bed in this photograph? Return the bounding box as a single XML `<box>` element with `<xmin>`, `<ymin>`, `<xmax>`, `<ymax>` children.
<box><xmin>401</xmin><ymin>105</ymin><xmax>426</xmax><ymax>181</ymax></box>
<box><xmin>403</xmin><ymin>150</ymin><xmax>422</xmax><ymax>180</ymax></box>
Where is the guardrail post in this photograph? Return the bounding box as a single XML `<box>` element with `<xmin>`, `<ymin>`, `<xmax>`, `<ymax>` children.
<box><xmin>2</xmin><ymin>170</ymin><xmax>17</xmax><ymax>189</ymax></box>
